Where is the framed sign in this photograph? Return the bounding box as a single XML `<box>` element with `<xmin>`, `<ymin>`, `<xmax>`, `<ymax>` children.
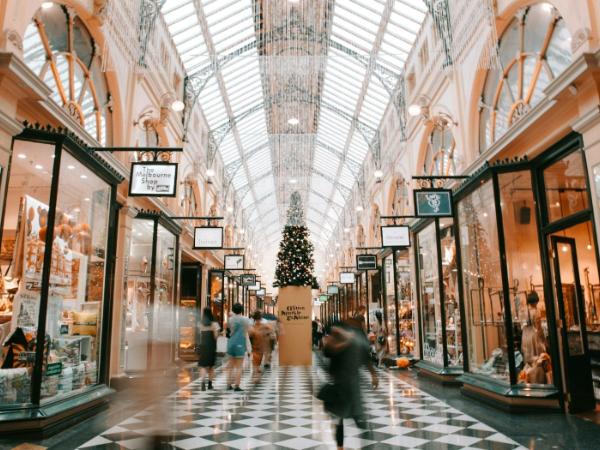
<box><xmin>129</xmin><ymin>162</ymin><xmax>178</xmax><ymax>197</ymax></box>
<box><xmin>356</xmin><ymin>254</ymin><xmax>377</xmax><ymax>271</ymax></box>
<box><xmin>256</xmin><ymin>288</ymin><xmax>266</xmax><ymax>297</ymax></box>
<box><xmin>381</xmin><ymin>225</ymin><xmax>410</xmax><ymax>248</ymax></box>
<box><xmin>340</xmin><ymin>272</ymin><xmax>355</xmax><ymax>284</ymax></box>
<box><xmin>319</xmin><ymin>294</ymin><xmax>328</xmax><ymax>302</ymax></box>
<box><xmin>248</xmin><ymin>282</ymin><xmax>261</xmax><ymax>291</ymax></box>
<box><xmin>224</xmin><ymin>254</ymin><xmax>244</xmax><ymax>270</ymax></box>
<box><xmin>193</xmin><ymin>227</ymin><xmax>223</xmax><ymax>249</ymax></box>
<box><xmin>241</xmin><ymin>274</ymin><xmax>256</xmax><ymax>286</ymax></box>
<box><xmin>327</xmin><ymin>285</ymin><xmax>339</xmax><ymax>295</ymax></box>
<box><xmin>414</xmin><ymin>189</ymin><xmax>453</xmax><ymax>217</ymax></box>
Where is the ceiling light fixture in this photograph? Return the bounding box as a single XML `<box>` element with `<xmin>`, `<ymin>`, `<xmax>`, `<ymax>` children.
<box><xmin>17</xmin><ymin>153</ymin><xmax>27</xmax><ymax>159</ymax></box>
<box><xmin>408</xmin><ymin>104</ymin><xmax>423</xmax><ymax>117</ymax></box>
<box><xmin>374</xmin><ymin>169</ymin><xmax>383</xmax><ymax>178</ymax></box>
<box><xmin>206</xmin><ymin>168</ymin><xmax>215</xmax><ymax>177</ymax></box>
<box><xmin>344</xmin><ymin>227</ymin><xmax>350</xmax><ymax>233</ymax></box>
<box><xmin>35</xmin><ymin>164</ymin><xmax>43</xmax><ymax>170</ymax></box>
<box><xmin>80</xmin><ymin>174</ymin><xmax>87</xmax><ymax>179</ymax></box>
<box><xmin>287</xmin><ymin>118</ymin><xmax>299</xmax><ymax>125</ymax></box>
<box><xmin>290</xmin><ymin>178</ymin><xmax>297</xmax><ymax>184</ymax></box>
<box><xmin>171</xmin><ymin>100</ymin><xmax>185</xmax><ymax>112</ymax></box>
<box><xmin>356</xmin><ymin>205</ymin><xmax>364</xmax><ymax>212</ymax></box>
<box><xmin>67</xmin><ymin>165</ymin><xmax>75</xmax><ymax>170</ymax></box>
<box><xmin>227</xmin><ymin>206</ymin><xmax>234</xmax><ymax>213</ymax></box>
<box><xmin>41</xmin><ymin>2</ymin><xmax>54</xmax><ymax>9</ymax></box>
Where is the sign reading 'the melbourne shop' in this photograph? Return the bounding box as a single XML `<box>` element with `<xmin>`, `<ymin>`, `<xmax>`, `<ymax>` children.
<box><xmin>129</xmin><ymin>162</ymin><xmax>178</xmax><ymax>197</ymax></box>
<box><xmin>414</xmin><ymin>189</ymin><xmax>453</xmax><ymax>217</ymax></box>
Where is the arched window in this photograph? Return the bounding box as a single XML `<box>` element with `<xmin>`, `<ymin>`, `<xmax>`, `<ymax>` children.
<box><xmin>22</xmin><ymin>4</ymin><xmax>111</xmax><ymax>145</ymax></box>
<box><xmin>479</xmin><ymin>3</ymin><xmax>572</xmax><ymax>152</ymax></box>
<box><xmin>423</xmin><ymin>127</ymin><xmax>455</xmax><ymax>176</ymax></box>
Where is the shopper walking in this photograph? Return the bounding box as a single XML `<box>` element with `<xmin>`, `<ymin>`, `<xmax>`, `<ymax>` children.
<box><xmin>321</xmin><ymin>323</ymin><xmax>378</xmax><ymax>450</ymax></box>
<box><xmin>372</xmin><ymin>311</ymin><xmax>388</xmax><ymax>367</ymax></box>
<box><xmin>197</xmin><ymin>307</ymin><xmax>219</xmax><ymax>391</ymax></box>
<box><xmin>226</xmin><ymin>303</ymin><xmax>250</xmax><ymax>391</ymax></box>
<box><xmin>248</xmin><ymin>310</ymin><xmax>272</xmax><ymax>382</ymax></box>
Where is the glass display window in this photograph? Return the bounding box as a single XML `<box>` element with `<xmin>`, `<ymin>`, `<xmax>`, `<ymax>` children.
<box><xmin>179</xmin><ymin>263</ymin><xmax>202</xmax><ymax>361</ymax></box>
<box><xmin>457</xmin><ymin>179</ymin><xmax>508</xmax><ymax>381</ymax></box>
<box><xmin>208</xmin><ymin>270</ymin><xmax>224</xmax><ymax>327</ymax></box>
<box><xmin>122</xmin><ymin>215</ymin><xmax>180</xmax><ymax>372</ymax></box>
<box><xmin>418</xmin><ymin>222</ymin><xmax>443</xmax><ymax>364</ymax></box>
<box><xmin>544</xmin><ymin>151</ymin><xmax>590</xmax><ymax>223</ymax></box>
<box><xmin>396</xmin><ymin>249</ymin><xmax>415</xmax><ymax>357</ymax></box>
<box><xmin>0</xmin><ymin>130</ymin><xmax>120</xmax><ymax>412</ymax></box>
<box><xmin>383</xmin><ymin>255</ymin><xmax>397</xmax><ymax>356</ymax></box>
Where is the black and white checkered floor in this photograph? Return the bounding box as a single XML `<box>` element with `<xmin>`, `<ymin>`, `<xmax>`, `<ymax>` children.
<box><xmin>78</xmin><ymin>356</ymin><xmax>526</xmax><ymax>449</ymax></box>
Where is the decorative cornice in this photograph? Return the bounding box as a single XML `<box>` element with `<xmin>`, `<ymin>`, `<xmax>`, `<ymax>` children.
<box><xmin>0</xmin><ymin>108</ymin><xmax>23</xmax><ymax>136</ymax></box>
<box><xmin>571</xmin><ymin>105</ymin><xmax>600</xmax><ymax>134</ymax></box>
<box><xmin>0</xmin><ymin>52</ymin><xmax>51</xmax><ymax>100</ymax></box>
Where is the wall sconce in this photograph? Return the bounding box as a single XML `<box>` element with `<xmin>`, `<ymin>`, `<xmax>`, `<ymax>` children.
<box><xmin>409</xmin><ymin>95</ymin><xmax>458</xmax><ymax>129</ymax></box>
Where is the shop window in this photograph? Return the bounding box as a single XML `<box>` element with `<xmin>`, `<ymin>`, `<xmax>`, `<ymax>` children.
<box><xmin>457</xmin><ymin>180</ymin><xmax>507</xmax><ymax>381</ymax></box>
<box><xmin>479</xmin><ymin>3</ymin><xmax>572</xmax><ymax>152</ymax></box>
<box><xmin>498</xmin><ymin>171</ymin><xmax>550</xmax><ymax>385</ymax></box>
<box><xmin>383</xmin><ymin>255</ymin><xmax>397</xmax><ymax>356</ymax></box>
<box><xmin>423</xmin><ymin>127</ymin><xmax>455</xmax><ymax>176</ymax></box>
<box><xmin>0</xmin><ymin>135</ymin><xmax>116</xmax><ymax>407</ymax></box>
<box><xmin>22</xmin><ymin>4</ymin><xmax>111</xmax><ymax>145</ymax></box>
<box><xmin>544</xmin><ymin>151</ymin><xmax>590</xmax><ymax>223</ymax></box>
<box><xmin>418</xmin><ymin>222</ymin><xmax>442</xmax><ymax>364</ymax></box>
<box><xmin>440</xmin><ymin>218</ymin><xmax>461</xmax><ymax>367</ymax></box>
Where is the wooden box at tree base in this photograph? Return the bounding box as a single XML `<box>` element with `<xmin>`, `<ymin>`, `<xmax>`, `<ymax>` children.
<box><xmin>278</xmin><ymin>286</ymin><xmax>312</xmax><ymax>366</ymax></box>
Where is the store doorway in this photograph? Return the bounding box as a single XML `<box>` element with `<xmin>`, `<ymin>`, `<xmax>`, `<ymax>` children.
<box><xmin>550</xmin><ymin>235</ymin><xmax>595</xmax><ymax>412</ymax></box>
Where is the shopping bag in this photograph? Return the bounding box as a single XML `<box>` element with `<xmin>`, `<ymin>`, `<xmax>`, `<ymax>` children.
<box><xmin>216</xmin><ymin>336</ymin><xmax>228</xmax><ymax>353</ymax></box>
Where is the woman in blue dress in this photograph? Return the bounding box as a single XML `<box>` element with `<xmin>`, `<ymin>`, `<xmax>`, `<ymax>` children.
<box><xmin>226</xmin><ymin>303</ymin><xmax>250</xmax><ymax>391</ymax></box>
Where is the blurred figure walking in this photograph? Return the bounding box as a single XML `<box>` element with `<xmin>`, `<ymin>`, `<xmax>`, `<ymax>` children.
<box><xmin>197</xmin><ymin>307</ymin><xmax>219</xmax><ymax>391</ymax></box>
<box><xmin>249</xmin><ymin>310</ymin><xmax>272</xmax><ymax>382</ymax></box>
<box><xmin>372</xmin><ymin>311</ymin><xmax>388</xmax><ymax>367</ymax></box>
<box><xmin>321</xmin><ymin>323</ymin><xmax>378</xmax><ymax>450</ymax></box>
<box><xmin>226</xmin><ymin>303</ymin><xmax>251</xmax><ymax>391</ymax></box>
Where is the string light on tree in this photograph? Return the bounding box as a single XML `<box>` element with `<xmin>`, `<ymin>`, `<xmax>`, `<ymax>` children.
<box><xmin>274</xmin><ymin>192</ymin><xmax>317</xmax><ymax>288</ymax></box>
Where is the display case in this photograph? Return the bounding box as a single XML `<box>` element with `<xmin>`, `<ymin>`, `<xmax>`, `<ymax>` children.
<box><xmin>0</xmin><ymin>128</ymin><xmax>122</xmax><ymax>432</ymax></box>
<box><xmin>122</xmin><ymin>213</ymin><xmax>180</xmax><ymax>373</ymax></box>
<box><xmin>414</xmin><ymin>218</ymin><xmax>463</xmax><ymax>383</ymax></box>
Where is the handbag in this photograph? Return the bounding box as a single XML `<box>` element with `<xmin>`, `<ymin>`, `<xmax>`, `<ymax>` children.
<box><xmin>216</xmin><ymin>336</ymin><xmax>228</xmax><ymax>353</ymax></box>
<box><xmin>377</xmin><ymin>335</ymin><xmax>385</xmax><ymax>345</ymax></box>
<box><xmin>317</xmin><ymin>382</ymin><xmax>350</xmax><ymax>417</ymax></box>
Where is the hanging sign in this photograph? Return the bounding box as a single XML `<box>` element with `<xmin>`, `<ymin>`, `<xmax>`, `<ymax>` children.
<box><xmin>241</xmin><ymin>274</ymin><xmax>256</xmax><ymax>286</ymax></box>
<box><xmin>257</xmin><ymin>288</ymin><xmax>266</xmax><ymax>297</ymax></box>
<box><xmin>129</xmin><ymin>162</ymin><xmax>178</xmax><ymax>197</ymax></box>
<box><xmin>224</xmin><ymin>254</ymin><xmax>244</xmax><ymax>270</ymax></box>
<box><xmin>193</xmin><ymin>227</ymin><xmax>223</xmax><ymax>249</ymax></box>
<box><xmin>381</xmin><ymin>225</ymin><xmax>410</xmax><ymax>248</ymax></box>
<box><xmin>414</xmin><ymin>189</ymin><xmax>453</xmax><ymax>217</ymax></box>
<box><xmin>319</xmin><ymin>294</ymin><xmax>328</xmax><ymax>302</ymax></box>
<box><xmin>356</xmin><ymin>254</ymin><xmax>377</xmax><ymax>271</ymax></box>
<box><xmin>327</xmin><ymin>285</ymin><xmax>339</xmax><ymax>295</ymax></box>
<box><xmin>340</xmin><ymin>272</ymin><xmax>355</xmax><ymax>284</ymax></box>
<box><xmin>248</xmin><ymin>281</ymin><xmax>261</xmax><ymax>292</ymax></box>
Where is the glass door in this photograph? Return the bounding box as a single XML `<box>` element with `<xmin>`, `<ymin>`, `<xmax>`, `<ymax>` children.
<box><xmin>550</xmin><ymin>236</ymin><xmax>595</xmax><ymax>412</ymax></box>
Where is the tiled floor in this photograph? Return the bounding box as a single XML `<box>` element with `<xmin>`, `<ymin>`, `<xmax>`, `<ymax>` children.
<box><xmin>77</xmin><ymin>356</ymin><xmax>526</xmax><ymax>450</ymax></box>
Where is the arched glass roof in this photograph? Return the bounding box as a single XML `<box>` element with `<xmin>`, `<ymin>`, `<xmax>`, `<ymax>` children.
<box><xmin>161</xmin><ymin>0</ymin><xmax>427</xmax><ymax>258</ymax></box>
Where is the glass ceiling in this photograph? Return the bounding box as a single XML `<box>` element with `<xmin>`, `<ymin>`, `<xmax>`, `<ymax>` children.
<box><xmin>161</xmin><ymin>0</ymin><xmax>427</xmax><ymax>263</ymax></box>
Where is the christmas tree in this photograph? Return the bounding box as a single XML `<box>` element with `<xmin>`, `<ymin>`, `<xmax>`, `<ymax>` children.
<box><xmin>274</xmin><ymin>192</ymin><xmax>315</xmax><ymax>287</ymax></box>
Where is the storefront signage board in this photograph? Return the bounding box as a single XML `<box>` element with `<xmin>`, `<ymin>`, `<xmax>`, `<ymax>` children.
<box><xmin>327</xmin><ymin>285</ymin><xmax>339</xmax><ymax>295</ymax></box>
<box><xmin>414</xmin><ymin>189</ymin><xmax>453</xmax><ymax>217</ymax></box>
<box><xmin>129</xmin><ymin>162</ymin><xmax>178</xmax><ymax>197</ymax></box>
<box><xmin>241</xmin><ymin>274</ymin><xmax>256</xmax><ymax>286</ymax></box>
<box><xmin>340</xmin><ymin>272</ymin><xmax>355</xmax><ymax>284</ymax></box>
<box><xmin>381</xmin><ymin>225</ymin><xmax>411</xmax><ymax>248</ymax></box>
<box><xmin>248</xmin><ymin>282</ymin><xmax>261</xmax><ymax>291</ymax></box>
<box><xmin>46</xmin><ymin>362</ymin><xmax>63</xmax><ymax>376</ymax></box>
<box><xmin>256</xmin><ymin>288</ymin><xmax>266</xmax><ymax>297</ymax></box>
<box><xmin>319</xmin><ymin>294</ymin><xmax>328</xmax><ymax>302</ymax></box>
<box><xmin>356</xmin><ymin>254</ymin><xmax>377</xmax><ymax>270</ymax></box>
<box><xmin>224</xmin><ymin>254</ymin><xmax>244</xmax><ymax>270</ymax></box>
<box><xmin>193</xmin><ymin>227</ymin><xmax>223</xmax><ymax>249</ymax></box>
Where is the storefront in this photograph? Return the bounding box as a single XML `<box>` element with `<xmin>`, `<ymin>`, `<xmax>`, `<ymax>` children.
<box><xmin>179</xmin><ymin>262</ymin><xmax>202</xmax><ymax>362</ymax></box>
<box><xmin>414</xmin><ymin>217</ymin><xmax>463</xmax><ymax>382</ymax></box>
<box><xmin>455</xmin><ymin>134</ymin><xmax>600</xmax><ymax>412</ymax></box>
<box><xmin>0</xmin><ymin>128</ymin><xmax>122</xmax><ymax>432</ymax></box>
<box><xmin>121</xmin><ymin>212</ymin><xmax>180</xmax><ymax>374</ymax></box>
<box><xmin>207</xmin><ymin>269</ymin><xmax>225</xmax><ymax>326</ymax></box>
<box><xmin>380</xmin><ymin>249</ymin><xmax>416</xmax><ymax>359</ymax></box>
